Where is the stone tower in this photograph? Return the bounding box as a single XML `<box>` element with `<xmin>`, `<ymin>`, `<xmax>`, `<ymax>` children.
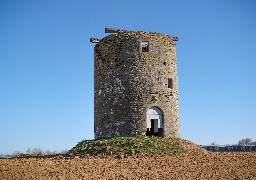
<box><xmin>91</xmin><ymin>28</ymin><xmax>180</xmax><ymax>139</ymax></box>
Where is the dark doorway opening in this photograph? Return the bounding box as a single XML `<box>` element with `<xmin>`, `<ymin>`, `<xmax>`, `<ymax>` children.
<box><xmin>146</xmin><ymin>119</ymin><xmax>158</xmax><ymax>136</ymax></box>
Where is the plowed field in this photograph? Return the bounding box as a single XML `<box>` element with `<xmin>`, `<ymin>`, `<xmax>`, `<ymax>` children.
<box><xmin>1</xmin><ymin>141</ymin><xmax>256</xmax><ymax>179</ymax></box>
<box><xmin>1</xmin><ymin>153</ymin><xmax>256</xmax><ymax>179</ymax></box>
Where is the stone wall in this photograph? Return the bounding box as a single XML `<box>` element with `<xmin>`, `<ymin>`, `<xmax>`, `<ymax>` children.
<box><xmin>93</xmin><ymin>29</ymin><xmax>180</xmax><ymax>139</ymax></box>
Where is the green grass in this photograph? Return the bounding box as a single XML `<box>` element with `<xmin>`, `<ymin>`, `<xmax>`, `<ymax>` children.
<box><xmin>67</xmin><ymin>136</ymin><xmax>185</xmax><ymax>157</ymax></box>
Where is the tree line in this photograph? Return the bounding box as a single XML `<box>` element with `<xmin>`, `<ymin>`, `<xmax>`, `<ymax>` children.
<box><xmin>205</xmin><ymin>138</ymin><xmax>256</xmax><ymax>152</ymax></box>
<box><xmin>210</xmin><ymin>138</ymin><xmax>256</xmax><ymax>146</ymax></box>
<box><xmin>12</xmin><ymin>148</ymin><xmax>68</xmax><ymax>157</ymax></box>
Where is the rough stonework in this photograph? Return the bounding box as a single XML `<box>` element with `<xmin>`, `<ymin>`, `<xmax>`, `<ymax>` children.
<box><xmin>92</xmin><ymin>28</ymin><xmax>180</xmax><ymax>139</ymax></box>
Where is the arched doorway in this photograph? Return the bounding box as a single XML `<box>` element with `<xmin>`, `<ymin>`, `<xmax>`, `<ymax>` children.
<box><xmin>146</xmin><ymin>107</ymin><xmax>163</xmax><ymax>136</ymax></box>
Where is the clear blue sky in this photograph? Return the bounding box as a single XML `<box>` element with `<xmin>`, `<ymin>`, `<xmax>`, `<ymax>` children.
<box><xmin>1</xmin><ymin>0</ymin><xmax>255</xmax><ymax>154</ymax></box>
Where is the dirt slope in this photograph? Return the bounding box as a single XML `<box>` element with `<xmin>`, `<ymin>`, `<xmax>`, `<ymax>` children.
<box><xmin>180</xmin><ymin>139</ymin><xmax>208</xmax><ymax>155</ymax></box>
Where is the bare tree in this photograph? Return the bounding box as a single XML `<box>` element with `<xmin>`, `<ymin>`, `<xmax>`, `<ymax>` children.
<box><xmin>26</xmin><ymin>148</ymin><xmax>31</xmax><ymax>155</ymax></box>
<box><xmin>60</xmin><ymin>149</ymin><xmax>68</xmax><ymax>154</ymax></box>
<box><xmin>13</xmin><ymin>151</ymin><xmax>24</xmax><ymax>157</ymax></box>
<box><xmin>210</xmin><ymin>142</ymin><xmax>218</xmax><ymax>146</ymax></box>
<box><xmin>44</xmin><ymin>149</ymin><xmax>58</xmax><ymax>155</ymax></box>
<box><xmin>31</xmin><ymin>147</ymin><xmax>43</xmax><ymax>156</ymax></box>
<box><xmin>238</xmin><ymin>138</ymin><xmax>253</xmax><ymax>145</ymax></box>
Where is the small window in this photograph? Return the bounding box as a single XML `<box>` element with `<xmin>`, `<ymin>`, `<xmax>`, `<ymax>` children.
<box><xmin>141</xmin><ymin>41</ymin><xmax>149</xmax><ymax>52</ymax></box>
<box><xmin>168</xmin><ymin>78</ymin><xmax>173</xmax><ymax>88</ymax></box>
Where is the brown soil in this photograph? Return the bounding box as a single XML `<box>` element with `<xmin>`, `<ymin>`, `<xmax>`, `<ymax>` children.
<box><xmin>1</xmin><ymin>141</ymin><xmax>256</xmax><ymax>179</ymax></box>
<box><xmin>180</xmin><ymin>139</ymin><xmax>209</xmax><ymax>155</ymax></box>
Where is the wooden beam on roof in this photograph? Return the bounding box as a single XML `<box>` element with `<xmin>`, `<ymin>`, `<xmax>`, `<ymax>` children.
<box><xmin>172</xmin><ymin>37</ymin><xmax>179</xmax><ymax>41</ymax></box>
<box><xmin>90</xmin><ymin>38</ymin><xmax>101</xmax><ymax>43</ymax></box>
<box><xmin>105</xmin><ymin>28</ymin><xmax>120</xmax><ymax>33</ymax></box>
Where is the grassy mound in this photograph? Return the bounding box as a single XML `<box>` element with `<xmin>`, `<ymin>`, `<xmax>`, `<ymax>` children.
<box><xmin>67</xmin><ymin>136</ymin><xmax>185</xmax><ymax>157</ymax></box>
